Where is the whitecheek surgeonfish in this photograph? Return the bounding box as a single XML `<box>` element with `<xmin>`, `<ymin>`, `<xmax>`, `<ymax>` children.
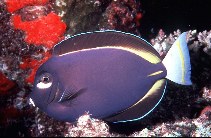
<box><xmin>30</xmin><ymin>30</ymin><xmax>192</xmax><ymax>123</ymax></box>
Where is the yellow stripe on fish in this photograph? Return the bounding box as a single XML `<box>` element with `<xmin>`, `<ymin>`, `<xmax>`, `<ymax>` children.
<box><xmin>176</xmin><ymin>41</ymin><xmax>185</xmax><ymax>83</ymax></box>
<box><xmin>59</xmin><ymin>46</ymin><xmax>161</xmax><ymax>64</ymax></box>
<box><xmin>148</xmin><ymin>70</ymin><xmax>164</xmax><ymax>77</ymax></box>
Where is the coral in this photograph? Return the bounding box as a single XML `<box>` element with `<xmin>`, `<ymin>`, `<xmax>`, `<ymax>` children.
<box><xmin>19</xmin><ymin>5</ymin><xmax>52</xmax><ymax>21</ymax></box>
<box><xmin>0</xmin><ymin>1</ymin><xmax>66</xmax><ymax>136</ymax></box>
<box><xmin>12</xmin><ymin>12</ymin><xmax>66</xmax><ymax>48</ymax></box>
<box><xmin>31</xmin><ymin>104</ymin><xmax>211</xmax><ymax>137</ymax></box>
<box><xmin>51</xmin><ymin>0</ymin><xmax>142</xmax><ymax>35</ymax></box>
<box><xmin>98</xmin><ymin>0</ymin><xmax>142</xmax><ymax>35</ymax></box>
<box><xmin>0</xmin><ymin>72</ymin><xmax>15</xmax><ymax>93</ymax></box>
<box><xmin>5</xmin><ymin>0</ymin><xmax>49</xmax><ymax>13</ymax></box>
<box><xmin>65</xmin><ymin>113</ymin><xmax>112</xmax><ymax>137</ymax></box>
<box><xmin>7</xmin><ymin>1</ymin><xmax>66</xmax><ymax>84</ymax></box>
<box><xmin>151</xmin><ymin>29</ymin><xmax>179</xmax><ymax>58</ymax></box>
<box><xmin>197</xmin><ymin>30</ymin><xmax>211</xmax><ymax>56</ymax></box>
<box><xmin>201</xmin><ymin>87</ymin><xmax>211</xmax><ymax>102</ymax></box>
<box><xmin>135</xmin><ymin>12</ymin><xmax>142</xmax><ymax>27</ymax></box>
<box><xmin>29</xmin><ymin>110</ymin><xmax>122</xmax><ymax>137</ymax></box>
<box><xmin>0</xmin><ymin>2</ymin><xmax>32</xmax><ymax>85</ymax></box>
<box><xmin>151</xmin><ymin>29</ymin><xmax>211</xmax><ymax>57</ymax></box>
<box><xmin>52</xmin><ymin>0</ymin><xmax>112</xmax><ymax>35</ymax></box>
<box><xmin>150</xmin><ymin>29</ymin><xmax>211</xmax><ymax>94</ymax></box>
<box><xmin>29</xmin><ymin>107</ymin><xmax>68</xmax><ymax>137</ymax></box>
<box><xmin>130</xmin><ymin>106</ymin><xmax>211</xmax><ymax>137</ymax></box>
<box><xmin>19</xmin><ymin>51</ymin><xmax>51</xmax><ymax>84</ymax></box>
<box><xmin>5</xmin><ymin>0</ymin><xmax>67</xmax><ymax>84</ymax></box>
<box><xmin>192</xmin><ymin>106</ymin><xmax>211</xmax><ymax>137</ymax></box>
<box><xmin>51</xmin><ymin>0</ymin><xmax>70</xmax><ymax>19</ymax></box>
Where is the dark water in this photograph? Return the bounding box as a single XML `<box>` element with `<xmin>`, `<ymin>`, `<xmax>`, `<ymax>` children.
<box><xmin>139</xmin><ymin>0</ymin><xmax>211</xmax><ymax>40</ymax></box>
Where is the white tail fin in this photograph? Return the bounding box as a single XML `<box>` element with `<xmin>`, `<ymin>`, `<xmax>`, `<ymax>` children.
<box><xmin>162</xmin><ymin>32</ymin><xmax>192</xmax><ymax>85</ymax></box>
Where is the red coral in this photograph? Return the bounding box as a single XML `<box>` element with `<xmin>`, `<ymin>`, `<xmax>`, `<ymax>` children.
<box><xmin>0</xmin><ymin>72</ymin><xmax>15</xmax><ymax>93</ymax></box>
<box><xmin>20</xmin><ymin>58</ymin><xmax>39</xmax><ymax>84</ymax></box>
<box><xmin>7</xmin><ymin>0</ymin><xmax>66</xmax><ymax>84</ymax></box>
<box><xmin>19</xmin><ymin>58</ymin><xmax>38</xmax><ymax>70</ymax></box>
<box><xmin>5</xmin><ymin>0</ymin><xmax>49</xmax><ymax>13</ymax></box>
<box><xmin>102</xmin><ymin>0</ymin><xmax>142</xmax><ymax>34</ymax></box>
<box><xmin>0</xmin><ymin>106</ymin><xmax>25</xmax><ymax>125</ymax></box>
<box><xmin>20</xmin><ymin>51</ymin><xmax>52</xmax><ymax>84</ymax></box>
<box><xmin>200</xmin><ymin>106</ymin><xmax>211</xmax><ymax>117</ymax></box>
<box><xmin>12</xmin><ymin>12</ymin><xmax>66</xmax><ymax>49</ymax></box>
<box><xmin>135</xmin><ymin>12</ymin><xmax>142</xmax><ymax>27</ymax></box>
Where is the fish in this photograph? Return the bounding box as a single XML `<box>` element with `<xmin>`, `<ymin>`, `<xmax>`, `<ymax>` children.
<box><xmin>30</xmin><ymin>30</ymin><xmax>192</xmax><ymax>123</ymax></box>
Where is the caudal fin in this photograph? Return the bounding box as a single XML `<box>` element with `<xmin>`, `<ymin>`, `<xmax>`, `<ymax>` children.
<box><xmin>162</xmin><ymin>32</ymin><xmax>192</xmax><ymax>85</ymax></box>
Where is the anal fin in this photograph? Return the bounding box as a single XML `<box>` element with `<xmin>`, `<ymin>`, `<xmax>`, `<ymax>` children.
<box><xmin>105</xmin><ymin>79</ymin><xmax>167</xmax><ymax>123</ymax></box>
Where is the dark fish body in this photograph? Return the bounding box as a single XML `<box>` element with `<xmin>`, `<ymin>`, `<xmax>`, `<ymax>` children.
<box><xmin>30</xmin><ymin>30</ymin><xmax>192</xmax><ymax>123</ymax></box>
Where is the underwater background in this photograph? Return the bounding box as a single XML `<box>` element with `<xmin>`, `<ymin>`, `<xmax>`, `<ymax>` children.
<box><xmin>0</xmin><ymin>0</ymin><xmax>211</xmax><ymax>137</ymax></box>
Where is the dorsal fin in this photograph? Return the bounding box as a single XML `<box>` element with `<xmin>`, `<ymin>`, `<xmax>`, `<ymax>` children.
<box><xmin>53</xmin><ymin>30</ymin><xmax>162</xmax><ymax>64</ymax></box>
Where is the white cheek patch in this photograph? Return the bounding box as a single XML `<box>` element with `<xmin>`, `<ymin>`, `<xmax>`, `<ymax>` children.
<box><xmin>36</xmin><ymin>82</ymin><xmax>52</xmax><ymax>89</ymax></box>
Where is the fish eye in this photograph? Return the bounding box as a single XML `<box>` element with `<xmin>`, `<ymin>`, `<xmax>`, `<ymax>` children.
<box><xmin>36</xmin><ymin>73</ymin><xmax>53</xmax><ymax>89</ymax></box>
<box><xmin>41</xmin><ymin>76</ymin><xmax>50</xmax><ymax>83</ymax></box>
